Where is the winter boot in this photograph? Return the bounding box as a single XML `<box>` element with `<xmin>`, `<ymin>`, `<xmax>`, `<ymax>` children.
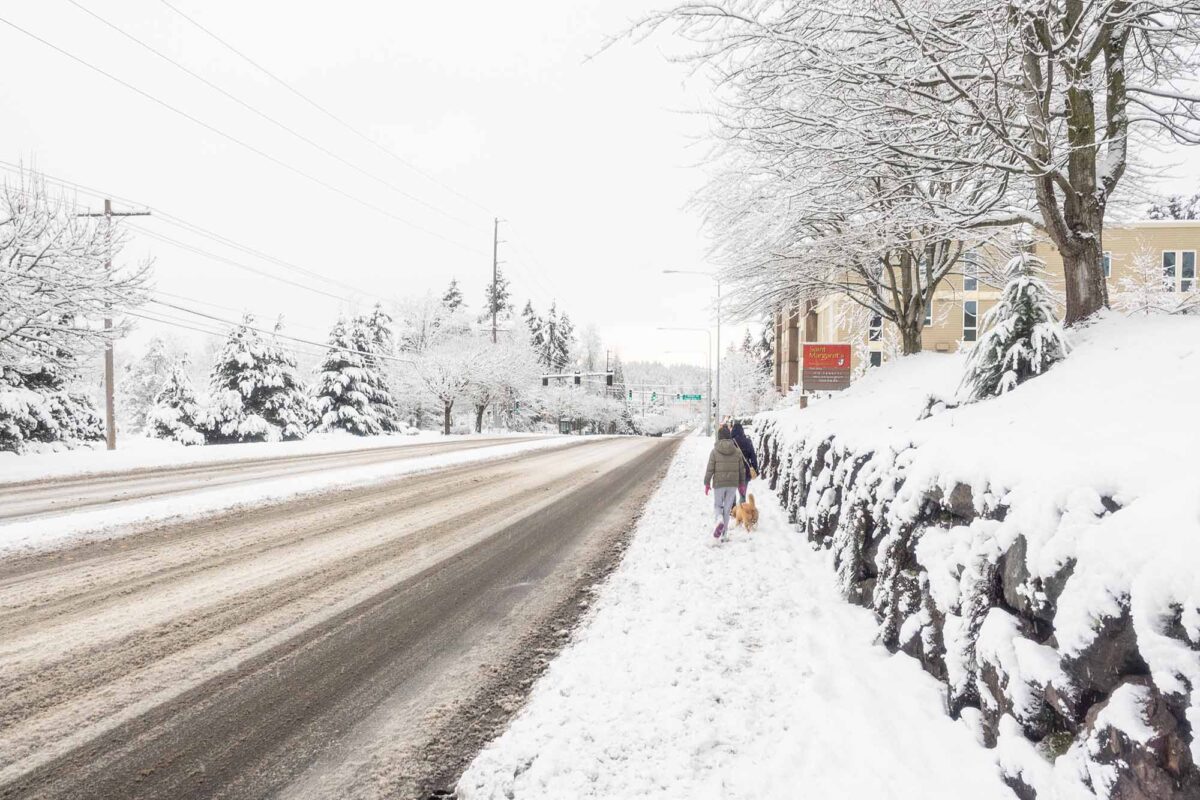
<box><xmin>713</xmin><ymin>521</ymin><xmax>725</xmax><ymax>539</ymax></box>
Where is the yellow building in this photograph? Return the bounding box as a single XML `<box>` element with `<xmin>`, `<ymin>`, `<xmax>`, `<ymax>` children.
<box><xmin>773</xmin><ymin>221</ymin><xmax>1200</xmax><ymax>392</ymax></box>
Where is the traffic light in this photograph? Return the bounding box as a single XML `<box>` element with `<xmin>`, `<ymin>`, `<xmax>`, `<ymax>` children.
<box><xmin>651</xmin><ymin>391</ymin><xmax>657</xmax><ymax>402</ymax></box>
<box><xmin>606</xmin><ymin>372</ymin><xmax>613</xmax><ymax>386</ymax></box>
<box><xmin>628</xmin><ymin>389</ymin><xmax>633</xmax><ymax>400</ymax></box>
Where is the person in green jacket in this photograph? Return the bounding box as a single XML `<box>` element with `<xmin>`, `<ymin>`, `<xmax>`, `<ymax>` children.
<box><xmin>704</xmin><ymin>426</ymin><xmax>749</xmax><ymax>539</ymax></box>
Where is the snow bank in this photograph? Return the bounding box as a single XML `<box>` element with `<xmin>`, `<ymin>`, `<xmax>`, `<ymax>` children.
<box><xmin>458</xmin><ymin>437</ymin><xmax>1015</xmax><ymax>799</ymax></box>
<box><xmin>0</xmin><ymin>436</ymin><xmax>577</xmax><ymax>555</ymax></box>
<box><xmin>755</xmin><ymin>313</ymin><xmax>1200</xmax><ymax>799</ymax></box>
<box><xmin>0</xmin><ymin>430</ymin><xmax>549</xmax><ymax>485</ymax></box>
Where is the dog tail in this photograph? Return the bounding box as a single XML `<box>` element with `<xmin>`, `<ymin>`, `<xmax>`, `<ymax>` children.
<box><xmin>747</xmin><ymin>494</ymin><xmax>755</xmax><ymax>506</ymax></box>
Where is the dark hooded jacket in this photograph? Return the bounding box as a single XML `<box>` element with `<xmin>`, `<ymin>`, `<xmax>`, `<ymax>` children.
<box><xmin>731</xmin><ymin>422</ymin><xmax>758</xmax><ymax>475</ymax></box>
<box><xmin>705</xmin><ymin>427</ymin><xmax>749</xmax><ymax>489</ymax></box>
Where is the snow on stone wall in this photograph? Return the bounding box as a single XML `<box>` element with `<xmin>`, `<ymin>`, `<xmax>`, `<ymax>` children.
<box><xmin>756</xmin><ymin>313</ymin><xmax>1200</xmax><ymax>800</ymax></box>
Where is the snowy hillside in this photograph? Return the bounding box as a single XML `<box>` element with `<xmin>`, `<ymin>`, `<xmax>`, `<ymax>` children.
<box><xmin>755</xmin><ymin>313</ymin><xmax>1200</xmax><ymax>799</ymax></box>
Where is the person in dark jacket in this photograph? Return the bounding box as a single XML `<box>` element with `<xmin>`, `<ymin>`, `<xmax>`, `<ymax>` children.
<box><xmin>730</xmin><ymin>421</ymin><xmax>758</xmax><ymax>503</ymax></box>
<box><xmin>704</xmin><ymin>426</ymin><xmax>749</xmax><ymax>540</ymax></box>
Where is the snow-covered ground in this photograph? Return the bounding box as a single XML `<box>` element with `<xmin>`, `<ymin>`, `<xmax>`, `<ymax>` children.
<box><xmin>0</xmin><ymin>435</ymin><xmax>578</xmax><ymax>555</ymax></box>
<box><xmin>0</xmin><ymin>429</ymin><xmax>552</xmax><ymax>484</ymax></box>
<box><xmin>458</xmin><ymin>436</ymin><xmax>1015</xmax><ymax>799</ymax></box>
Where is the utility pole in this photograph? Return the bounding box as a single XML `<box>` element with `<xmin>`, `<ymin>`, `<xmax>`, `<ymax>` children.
<box><xmin>77</xmin><ymin>199</ymin><xmax>150</xmax><ymax>451</ymax></box>
<box><xmin>491</xmin><ymin>217</ymin><xmax>500</xmax><ymax>344</ymax></box>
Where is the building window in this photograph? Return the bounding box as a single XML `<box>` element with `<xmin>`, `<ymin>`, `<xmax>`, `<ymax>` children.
<box><xmin>924</xmin><ymin>298</ymin><xmax>933</xmax><ymax>326</ymax></box>
<box><xmin>963</xmin><ymin>255</ymin><xmax>979</xmax><ymax>292</ymax></box>
<box><xmin>963</xmin><ymin>300</ymin><xmax>978</xmax><ymax>342</ymax></box>
<box><xmin>869</xmin><ymin>314</ymin><xmax>882</xmax><ymax>342</ymax></box>
<box><xmin>1103</xmin><ymin>251</ymin><xmax>1112</xmax><ymax>278</ymax></box>
<box><xmin>1162</xmin><ymin>251</ymin><xmax>1196</xmax><ymax>292</ymax></box>
<box><xmin>869</xmin><ymin>351</ymin><xmax>882</xmax><ymax>368</ymax></box>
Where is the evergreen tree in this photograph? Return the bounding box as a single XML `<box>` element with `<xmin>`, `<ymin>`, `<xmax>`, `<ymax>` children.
<box><xmin>358</xmin><ymin>303</ymin><xmax>401</xmax><ymax>431</ymax></box>
<box><xmin>960</xmin><ymin>254</ymin><xmax>1069</xmax><ymax>402</ymax></box>
<box><xmin>118</xmin><ymin>336</ymin><xmax>175</xmax><ymax>431</ymax></box>
<box><xmin>442</xmin><ymin>279</ymin><xmax>464</xmax><ymax>313</ymax></box>
<box><xmin>203</xmin><ymin>315</ymin><xmax>313</xmax><ymax>443</ymax></box>
<box><xmin>758</xmin><ymin>322</ymin><xmax>775</xmax><ymax>379</ymax></box>
<box><xmin>0</xmin><ymin>318</ymin><xmax>104</xmax><ymax>452</ymax></box>
<box><xmin>554</xmin><ymin>310</ymin><xmax>576</xmax><ymax>371</ymax></box>
<box><xmin>481</xmin><ymin>267</ymin><xmax>514</xmax><ymax>326</ymax></box>
<box><xmin>312</xmin><ymin>318</ymin><xmax>383</xmax><ymax>435</ymax></box>
<box><xmin>1148</xmin><ymin>192</ymin><xmax>1200</xmax><ymax>220</ymax></box>
<box><xmin>522</xmin><ymin>300</ymin><xmax>543</xmax><ymax>349</ymax></box>
<box><xmin>148</xmin><ymin>359</ymin><xmax>204</xmax><ymax>445</ymax></box>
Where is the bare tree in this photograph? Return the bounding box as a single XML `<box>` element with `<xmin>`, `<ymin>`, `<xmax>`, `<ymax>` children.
<box><xmin>641</xmin><ymin>0</ymin><xmax>1200</xmax><ymax>326</ymax></box>
<box><xmin>0</xmin><ymin>171</ymin><xmax>150</xmax><ymax>372</ymax></box>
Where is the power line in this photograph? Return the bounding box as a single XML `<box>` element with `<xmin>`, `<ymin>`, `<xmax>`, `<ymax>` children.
<box><xmin>147</xmin><ymin>298</ymin><xmax>415</xmax><ymax>364</ymax></box>
<box><xmin>130</xmin><ymin>223</ymin><xmax>348</xmax><ymax>301</ymax></box>
<box><xmin>0</xmin><ymin>13</ymin><xmax>489</xmax><ymax>257</ymax></box>
<box><xmin>63</xmin><ymin>0</ymin><xmax>482</xmax><ymax>231</ymax></box>
<box><xmin>159</xmin><ymin>0</ymin><xmax>495</xmax><ymax>217</ymax></box>
<box><xmin>0</xmin><ymin>159</ymin><xmax>389</xmax><ymax>303</ymax></box>
<box><xmin>150</xmin><ymin>288</ymin><xmax>331</xmax><ymax>337</ymax></box>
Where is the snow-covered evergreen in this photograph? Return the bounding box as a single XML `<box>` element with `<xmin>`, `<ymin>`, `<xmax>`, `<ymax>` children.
<box><xmin>202</xmin><ymin>316</ymin><xmax>312</xmax><ymax>443</ymax></box>
<box><xmin>480</xmin><ymin>267</ymin><xmax>514</xmax><ymax>327</ymax></box>
<box><xmin>441</xmin><ymin>279</ymin><xmax>464</xmax><ymax>313</ymax></box>
<box><xmin>117</xmin><ymin>336</ymin><xmax>176</xmax><ymax>432</ymax></box>
<box><xmin>147</xmin><ymin>359</ymin><xmax>204</xmax><ymax>446</ymax></box>
<box><xmin>960</xmin><ymin>254</ymin><xmax>1069</xmax><ymax>402</ymax></box>
<box><xmin>0</xmin><ymin>363</ymin><xmax>103</xmax><ymax>453</ymax></box>
<box><xmin>311</xmin><ymin>312</ymin><xmax>399</xmax><ymax>437</ymax></box>
<box><xmin>357</xmin><ymin>303</ymin><xmax>401</xmax><ymax>431</ymax></box>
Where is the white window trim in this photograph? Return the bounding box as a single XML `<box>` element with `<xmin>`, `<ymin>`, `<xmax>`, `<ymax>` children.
<box><xmin>963</xmin><ymin>299</ymin><xmax>978</xmax><ymax>342</ymax></box>
<box><xmin>1162</xmin><ymin>250</ymin><xmax>1197</xmax><ymax>292</ymax></box>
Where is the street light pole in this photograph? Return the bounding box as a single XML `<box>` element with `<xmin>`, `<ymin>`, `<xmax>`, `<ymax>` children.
<box><xmin>663</xmin><ymin>269</ymin><xmax>721</xmax><ymax>428</ymax></box>
<box><xmin>657</xmin><ymin>326</ymin><xmax>713</xmax><ymax>435</ymax></box>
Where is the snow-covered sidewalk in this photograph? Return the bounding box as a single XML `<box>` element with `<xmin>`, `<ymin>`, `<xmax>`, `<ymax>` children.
<box><xmin>458</xmin><ymin>436</ymin><xmax>1015</xmax><ymax>799</ymax></box>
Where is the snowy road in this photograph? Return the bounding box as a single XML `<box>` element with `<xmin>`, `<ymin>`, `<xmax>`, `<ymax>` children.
<box><xmin>0</xmin><ymin>435</ymin><xmax>542</xmax><ymax>522</ymax></box>
<box><xmin>0</xmin><ymin>435</ymin><xmax>679</xmax><ymax>799</ymax></box>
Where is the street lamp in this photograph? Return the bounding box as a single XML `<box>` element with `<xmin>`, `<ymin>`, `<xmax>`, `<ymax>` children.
<box><xmin>663</xmin><ymin>269</ymin><xmax>721</xmax><ymax>426</ymax></box>
<box><xmin>657</xmin><ymin>326</ymin><xmax>713</xmax><ymax>435</ymax></box>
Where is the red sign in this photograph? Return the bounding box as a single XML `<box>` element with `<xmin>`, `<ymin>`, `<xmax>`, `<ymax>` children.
<box><xmin>802</xmin><ymin>343</ymin><xmax>852</xmax><ymax>391</ymax></box>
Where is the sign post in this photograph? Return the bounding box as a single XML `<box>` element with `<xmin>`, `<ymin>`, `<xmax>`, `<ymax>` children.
<box><xmin>801</xmin><ymin>344</ymin><xmax>852</xmax><ymax>393</ymax></box>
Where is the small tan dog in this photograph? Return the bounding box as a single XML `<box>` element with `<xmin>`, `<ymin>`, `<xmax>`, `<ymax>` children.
<box><xmin>732</xmin><ymin>494</ymin><xmax>758</xmax><ymax>531</ymax></box>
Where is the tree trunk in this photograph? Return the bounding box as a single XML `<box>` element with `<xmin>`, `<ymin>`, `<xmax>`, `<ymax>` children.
<box><xmin>900</xmin><ymin>323</ymin><xmax>923</xmax><ymax>355</ymax></box>
<box><xmin>442</xmin><ymin>400</ymin><xmax>453</xmax><ymax>435</ymax></box>
<box><xmin>1060</xmin><ymin>233</ymin><xmax>1109</xmax><ymax>326</ymax></box>
<box><xmin>474</xmin><ymin>403</ymin><xmax>486</xmax><ymax>434</ymax></box>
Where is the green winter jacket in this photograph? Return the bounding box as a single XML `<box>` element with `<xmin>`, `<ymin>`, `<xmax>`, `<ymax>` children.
<box><xmin>705</xmin><ymin>436</ymin><xmax>749</xmax><ymax>489</ymax></box>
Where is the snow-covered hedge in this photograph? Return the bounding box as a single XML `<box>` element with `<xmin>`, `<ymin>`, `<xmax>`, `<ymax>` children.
<box><xmin>756</xmin><ymin>314</ymin><xmax>1200</xmax><ymax>800</ymax></box>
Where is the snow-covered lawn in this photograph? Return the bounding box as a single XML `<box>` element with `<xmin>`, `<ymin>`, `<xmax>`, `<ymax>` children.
<box><xmin>458</xmin><ymin>436</ymin><xmax>1015</xmax><ymax>799</ymax></box>
<box><xmin>0</xmin><ymin>435</ymin><xmax>576</xmax><ymax>556</ymax></box>
<box><xmin>0</xmin><ymin>429</ymin><xmax>553</xmax><ymax>485</ymax></box>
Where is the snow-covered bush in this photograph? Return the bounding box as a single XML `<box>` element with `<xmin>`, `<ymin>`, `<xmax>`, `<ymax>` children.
<box><xmin>201</xmin><ymin>316</ymin><xmax>313</xmax><ymax>444</ymax></box>
<box><xmin>960</xmin><ymin>254</ymin><xmax>1068</xmax><ymax>402</ymax></box>
<box><xmin>147</xmin><ymin>360</ymin><xmax>204</xmax><ymax>446</ymax></box>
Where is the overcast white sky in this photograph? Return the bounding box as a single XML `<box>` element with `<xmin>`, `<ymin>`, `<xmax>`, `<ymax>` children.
<box><xmin>0</xmin><ymin>0</ymin><xmax>734</xmax><ymax>367</ymax></box>
<box><xmin>4</xmin><ymin>2</ymin><xmax>1199</xmax><ymax>372</ymax></box>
